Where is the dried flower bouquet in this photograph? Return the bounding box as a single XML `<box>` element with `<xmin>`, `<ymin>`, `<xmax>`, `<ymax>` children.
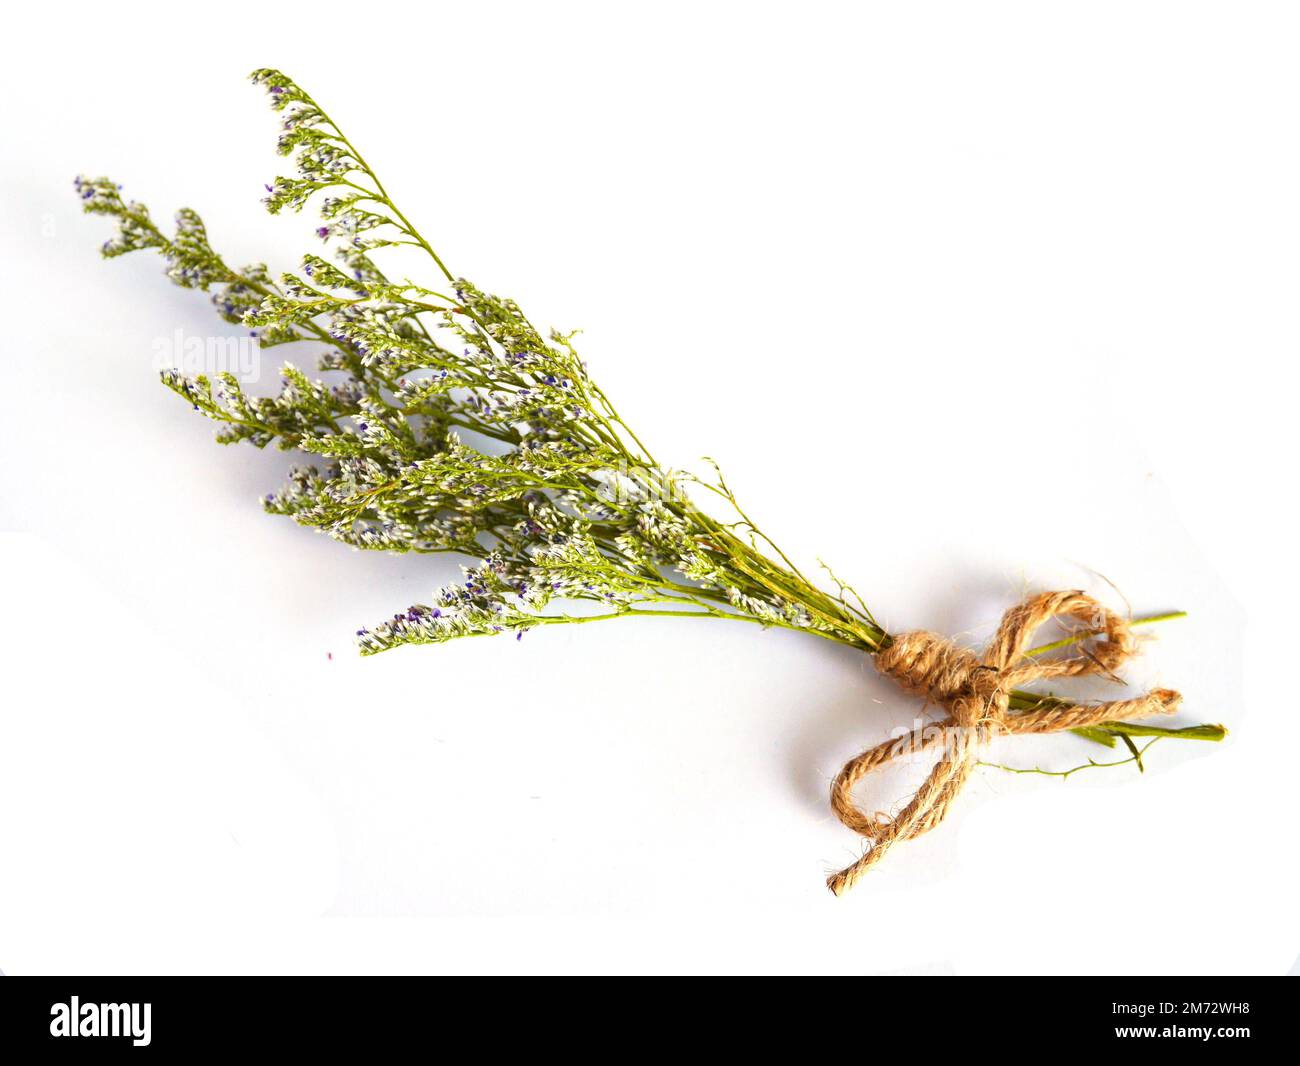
<box><xmin>78</xmin><ymin>71</ymin><xmax>1224</xmax><ymax>892</ymax></box>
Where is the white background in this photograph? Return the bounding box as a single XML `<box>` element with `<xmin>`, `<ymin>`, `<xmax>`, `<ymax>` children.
<box><xmin>2</xmin><ymin>2</ymin><xmax>1296</xmax><ymax>975</ymax></box>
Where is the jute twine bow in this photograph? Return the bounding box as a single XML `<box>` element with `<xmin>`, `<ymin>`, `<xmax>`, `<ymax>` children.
<box><xmin>827</xmin><ymin>590</ymin><xmax>1181</xmax><ymax>896</ymax></box>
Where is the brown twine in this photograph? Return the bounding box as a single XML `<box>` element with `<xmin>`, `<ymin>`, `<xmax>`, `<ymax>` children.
<box><xmin>827</xmin><ymin>590</ymin><xmax>1181</xmax><ymax>896</ymax></box>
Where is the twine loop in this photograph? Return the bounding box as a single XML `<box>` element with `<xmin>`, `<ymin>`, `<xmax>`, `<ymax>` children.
<box><xmin>827</xmin><ymin>590</ymin><xmax>1181</xmax><ymax>896</ymax></box>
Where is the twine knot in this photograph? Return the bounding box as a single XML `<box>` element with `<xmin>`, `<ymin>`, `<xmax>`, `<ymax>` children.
<box><xmin>827</xmin><ymin>590</ymin><xmax>1181</xmax><ymax>896</ymax></box>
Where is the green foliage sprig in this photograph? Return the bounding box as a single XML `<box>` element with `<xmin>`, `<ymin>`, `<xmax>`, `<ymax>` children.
<box><xmin>77</xmin><ymin>70</ymin><xmax>1223</xmax><ymax>769</ymax></box>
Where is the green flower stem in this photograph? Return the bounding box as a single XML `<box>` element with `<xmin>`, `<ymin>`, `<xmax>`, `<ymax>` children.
<box><xmin>980</xmin><ymin>738</ymin><xmax>1164</xmax><ymax>779</ymax></box>
<box><xmin>1025</xmin><ymin>610</ymin><xmax>1188</xmax><ymax>657</ymax></box>
<box><xmin>1090</xmin><ymin>721</ymin><xmax>1227</xmax><ymax>742</ymax></box>
<box><xmin>315</xmin><ymin>112</ymin><xmax>456</xmax><ymax>284</ymax></box>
